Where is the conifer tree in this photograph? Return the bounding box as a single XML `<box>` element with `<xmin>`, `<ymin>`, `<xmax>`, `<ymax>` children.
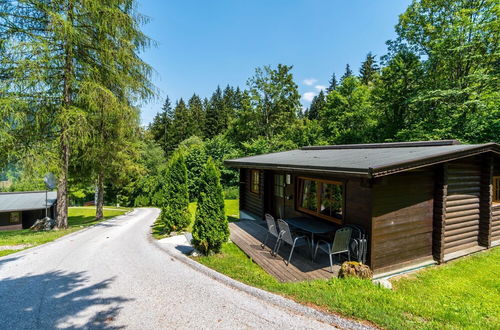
<box><xmin>0</xmin><ymin>0</ymin><xmax>153</xmax><ymax>227</ymax></box>
<box><xmin>326</xmin><ymin>73</ymin><xmax>338</xmax><ymax>94</ymax></box>
<box><xmin>192</xmin><ymin>158</ymin><xmax>229</xmax><ymax>255</ymax></box>
<box><xmin>173</xmin><ymin>98</ymin><xmax>191</xmax><ymax>143</ymax></box>
<box><xmin>341</xmin><ymin>64</ymin><xmax>353</xmax><ymax>82</ymax></box>
<box><xmin>187</xmin><ymin>94</ymin><xmax>205</xmax><ymax>138</ymax></box>
<box><xmin>359</xmin><ymin>52</ymin><xmax>379</xmax><ymax>85</ymax></box>
<box><xmin>307</xmin><ymin>90</ymin><xmax>326</xmax><ymax>120</ymax></box>
<box><xmin>160</xmin><ymin>151</ymin><xmax>190</xmax><ymax>233</ymax></box>
<box><xmin>204</xmin><ymin>87</ymin><xmax>224</xmax><ymax>138</ymax></box>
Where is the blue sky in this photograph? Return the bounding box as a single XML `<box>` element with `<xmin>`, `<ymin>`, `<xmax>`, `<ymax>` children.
<box><xmin>137</xmin><ymin>0</ymin><xmax>412</xmax><ymax>125</ymax></box>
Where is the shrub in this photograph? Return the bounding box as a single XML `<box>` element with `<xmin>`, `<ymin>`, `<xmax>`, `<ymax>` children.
<box><xmin>339</xmin><ymin>261</ymin><xmax>373</xmax><ymax>279</ymax></box>
<box><xmin>161</xmin><ymin>151</ymin><xmax>191</xmax><ymax>233</ymax></box>
<box><xmin>224</xmin><ymin>186</ymin><xmax>239</xmax><ymax>200</ymax></box>
<box><xmin>192</xmin><ymin>158</ymin><xmax>229</xmax><ymax>255</ymax></box>
<box><xmin>134</xmin><ymin>194</ymin><xmax>150</xmax><ymax>207</ymax></box>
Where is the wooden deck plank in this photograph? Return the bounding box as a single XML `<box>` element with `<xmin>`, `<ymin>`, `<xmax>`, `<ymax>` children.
<box><xmin>229</xmin><ymin>220</ymin><xmax>338</xmax><ymax>282</ymax></box>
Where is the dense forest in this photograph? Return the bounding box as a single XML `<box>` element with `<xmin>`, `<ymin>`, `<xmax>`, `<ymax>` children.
<box><xmin>1</xmin><ymin>0</ymin><xmax>498</xmax><ymax>219</ymax></box>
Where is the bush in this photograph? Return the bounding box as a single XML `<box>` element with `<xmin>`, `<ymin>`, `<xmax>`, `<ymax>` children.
<box><xmin>339</xmin><ymin>261</ymin><xmax>373</xmax><ymax>279</ymax></box>
<box><xmin>160</xmin><ymin>151</ymin><xmax>191</xmax><ymax>233</ymax></box>
<box><xmin>224</xmin><ymin>186</ymin><xmax>239</xmax><ymax>200</ymax></box>
<box><xmin>192</xmin><ymin>158</ymin><xmax>229</xmax><ymax>255</ymax></box>
<box><xmin>134</xmin><ymin>194</ymin><xmax>150</xmax><ymax>207</ymax></box>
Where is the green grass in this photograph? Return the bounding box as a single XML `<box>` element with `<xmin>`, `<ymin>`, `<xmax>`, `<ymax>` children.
<box><xmin>153</xmin><ymin>199</ymin><xmax>239</xmax><ymax>239</ymax></box>
<box><xmin>196</xmin><ymin>243</ymin><xmax>500</xmax><ymax>329</ymax></box>
<box><xmin>0</xmin><ymin>206</ymin><xmax>130</xmax><ymax>256</ymax></box>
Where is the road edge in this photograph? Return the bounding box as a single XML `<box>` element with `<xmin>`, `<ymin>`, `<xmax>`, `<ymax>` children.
<box><xmin>148</xmin><ymin>226</ymin><xmax>374</xmax><ymax>330</ymax></box>
<box><xmin>0</xmin><ymin>209</ymin><xmax>135</xmax><ymax>260</ymax></box>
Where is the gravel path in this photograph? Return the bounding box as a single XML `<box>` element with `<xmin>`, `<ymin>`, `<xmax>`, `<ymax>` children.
<box><xmin>0</xmin><ymin>208</ymin><xmax>363</xmax><ymax>329</ymax></box>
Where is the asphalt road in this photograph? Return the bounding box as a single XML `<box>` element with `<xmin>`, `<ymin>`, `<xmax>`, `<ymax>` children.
<box><xmin>0</xmin><ymin>208</ymin><xmax>343</xmax><ymax>329</ymax></box>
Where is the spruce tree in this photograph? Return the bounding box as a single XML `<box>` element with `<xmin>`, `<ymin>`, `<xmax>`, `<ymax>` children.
<box><xmin>359</xmin><ymin>52</ymin><xmax>379</xmax><ymax>85</ymax></box>
<box><xmin>192</xmin><ymin>158</ymin><xmax>229</xmax><ymax>255</ymax></box>
<box><xmin>307</xmin><ymin>90</ymin><xmax>326</xmax><ymax>120</ymax></box>
<box><xmin>160</xmin><ymin>151</ymin><xmax>190</xmax><ymax>233</ymax></box>
<box><xmin>204</xmin><ymin>86</ymin><xmax>226</xmax><ymax>139</ymax></box>
<box><xmin>326</xmin><ymin>73</ymin><xmax>338</xmax><ymax>94</ymax></box>
<box><xmin>341</xmin><ymin>64</ymin><xmax>353</xmax><ymax>82</ymax></box>
<box><xmin>187</xmin><ymin>94</ymin><xmax>205</xmax><ymax>138</ymax></box>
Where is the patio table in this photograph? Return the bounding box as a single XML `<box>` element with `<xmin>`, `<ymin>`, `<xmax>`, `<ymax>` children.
<box><xmin>283</xmin><ymin>217</ymin><xmax>338</xmax><ymax>253</ymax></box>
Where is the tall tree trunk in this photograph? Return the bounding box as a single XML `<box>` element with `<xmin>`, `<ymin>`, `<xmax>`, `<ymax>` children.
<box><xmin>56</xmin><ymin>136</ymin><xmax>69</xmax><ymax>229</ymax></box>
<box><xmin>56</xmin><ymin>0</ymin><xmax>74</xmax><ymax>229</ymax></box>
<box><xmin>95</xmin><ymin>169</ymin><xmax>104</xmax><ymax>220</ymax></box>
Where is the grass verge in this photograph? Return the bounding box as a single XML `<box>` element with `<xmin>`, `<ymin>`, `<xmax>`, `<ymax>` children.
<box><xmin>0</xmin><ymin>206</ymin><xmax>130</xmax><ymax>257</ymax></box>
<box><xmin>152</xmin><ymin>199</ymin><xmax>239</xmax><ymax>239</ymax></box>
<box><xmin>196</xmin><ymin>243</ymin><xmax>500</xmax><ymax>329</ymax></box>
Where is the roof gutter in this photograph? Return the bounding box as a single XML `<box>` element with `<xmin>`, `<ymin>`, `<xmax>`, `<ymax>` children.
<box><xmin>371</xmin><ymin>144</ymin><xmax>500</xmax><ymax>177</ymax></box>
<box><xmin>224</xmin><ymin>161</ymin><xmax>371</xmax><ymax>178</ymax></box>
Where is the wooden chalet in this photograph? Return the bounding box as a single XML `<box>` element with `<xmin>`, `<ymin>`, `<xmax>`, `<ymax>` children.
<box><xmin>225</xmin><ymin>140</ymin><xmax>500</xmax><ymax>276</ymax></box>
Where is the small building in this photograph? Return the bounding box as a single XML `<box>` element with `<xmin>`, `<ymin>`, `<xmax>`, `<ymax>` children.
<box><xmin>225</xmin><ymin>140</ymin><xmax>500</xmax><ymax>276</ymax></box>
<box><xmin>0</xmin><ymin>191</ymin><xmax>57</xmax><ymax>231</ymax></box>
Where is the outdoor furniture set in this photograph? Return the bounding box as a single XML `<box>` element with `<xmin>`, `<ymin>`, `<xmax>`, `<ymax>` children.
<box><xmin>261</xmin><ymin>213</ymin><xmax>367</xmax><ymax>272</ymax></box>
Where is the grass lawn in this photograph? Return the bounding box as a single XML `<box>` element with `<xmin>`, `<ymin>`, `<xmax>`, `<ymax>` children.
<box><xmin>153</xmin><ymin>199</ymin><xmax>239</xmax><ymax>239</ymax></box>
<box><xmin>196</xmin><ymin>243</ymin><xmax>500</xmax><ymax>329</ymax></box>
<box><xmin>0</xmin><ymin>206</ymin><xmax>130</xmax><ymax>257</ymax></box>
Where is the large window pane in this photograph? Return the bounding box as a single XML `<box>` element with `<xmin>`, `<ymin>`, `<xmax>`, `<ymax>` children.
<box><xmin>297</xmin><ymin>177</ymin><xmax>343</xmax><ymax>222</ymax></box>
<box><xmin>300</xmin><ymin>180</ymin><xmax>317</xmax><ymax>211</ymax></box>
<box><xmin>320</xmin><ymin>183</ymin><xmax>343</xmax><ymax>218</ymax></box>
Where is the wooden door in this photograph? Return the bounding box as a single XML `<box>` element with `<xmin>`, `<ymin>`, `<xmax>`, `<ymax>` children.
<box><xmin>272</xmin><ymin>173</ymin><xmax>286</xmax><ymax>219</ymax></box>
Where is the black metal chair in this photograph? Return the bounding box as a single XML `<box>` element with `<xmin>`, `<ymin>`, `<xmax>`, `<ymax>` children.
<box><xmin>314</xmin><ymin>227</ymin><xmax>352</xmax><ymax>273</ymax></box>
<box><xmin>261</xmin><ymin>213</ymin><xmax>280</xmax><ymax>256</ymax></box>
<box><xmin>276</xmin><ymin>219</ymin><xmax>311</xmax><ymax>265</ymax></box>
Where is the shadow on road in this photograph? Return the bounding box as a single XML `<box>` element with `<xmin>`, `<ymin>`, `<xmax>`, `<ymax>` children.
<box><xmin>0</xmin><ymin>270</ymin><xmax>131</xmax><ymax>329</ymax></box>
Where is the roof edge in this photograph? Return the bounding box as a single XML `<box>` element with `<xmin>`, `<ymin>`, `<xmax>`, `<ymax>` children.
<box><xmin>371</xmin><ymin>143</ymin><xmax>500</xmax><ymax>176</ymax></box>
<box><xmin>223</xmin><ymin>161</ymin><xmax>371</xmax><ymax>178</ymax></box>
<box><xmin>302</xmin><ymin>140</ymin><xmax>460</xmax><ymax>150</ymax></box>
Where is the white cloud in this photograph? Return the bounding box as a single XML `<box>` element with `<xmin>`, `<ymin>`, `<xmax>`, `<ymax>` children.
<box><xmin>303</xmin><ymin>78</ymin><xmax>317</xmax><ymax>86</ymax></box>
<box><xmin>314</xmin><ymin>84</ymin><xmax>327</xmax><ymax>91</ymax></box>
<box><xmin>302</xmin><ymin>92</ymin><xmax>317</xmax><ymax>102</ymax></box>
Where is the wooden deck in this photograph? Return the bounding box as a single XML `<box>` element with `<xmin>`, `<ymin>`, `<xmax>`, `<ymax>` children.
<box><xmin>230</xmin><ymin>220</ymin><xmax>340</xmax><ymax>282</ymax></box>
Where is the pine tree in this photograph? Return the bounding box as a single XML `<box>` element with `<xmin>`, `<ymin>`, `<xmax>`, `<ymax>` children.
<box><xmin>0</xmin><ymin>0</ymin><xmax>153</xmax><ymax>228</ymax></box>
<box><xmin>160</xmin><ymin>151</ymin><xmax>190</xmax><ymax>233</ymax></box>
<box><xmin>204</xmin><ymin>86</ymin><xmax>226</xmax><ymax>139</ymax></box>
<box><xmin>341</xmin><ymin>64</ymin><xmax>353</xmax><ymax>82</ymax></box>
<box><xmin>149</xmin><ymin>97</ymin><xmax>177</xmax><ymax>155</ymax></box>
<box><xmin>307</xmin><ymin>90</ymin><xmax>326</xmax><ymax>120</ymax></box>
<box><xmin>187</xmin><ymin>94</ymin><xmax>205</xmax><ymax>138</ymax></box>
<box><xmin>192</xmin><ymin>158</ymin><xmax>229</xmax><ymax>255</ymax></box>
<box><xmin>172</xmin><ymin>98</ymin><xmax>191</xmax><ymax>143</ymax></box>
<box><xmin>359</xmin><ymin>52</ymin><xmax>379</xmax><ymax>85</ymax></box>
<box><xmin>326</xmin><ymin>73</ymin><xmax>338</xmax><ymax>94</ymax></box>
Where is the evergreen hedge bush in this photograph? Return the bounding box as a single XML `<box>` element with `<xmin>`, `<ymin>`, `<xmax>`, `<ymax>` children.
<box><xmin>161</xmin><ymin>151</ymin><xmax>191</xmax><ymax>233</ymax></box>
<box><xmin>192</xmin><ymin>158</ymin><xmax>229</xmax><ymax>255</ymax></box>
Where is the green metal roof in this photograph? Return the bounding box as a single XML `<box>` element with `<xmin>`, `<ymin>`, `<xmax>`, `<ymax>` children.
<box><xmin>225</xmin><ymin>141</ymin><xmax>500</xmax><ymax>177</ymax></box>
<box><xmin>0</xmin><ymin>191</ymin><xmax>57</xmax><ymax>212</ymax></box>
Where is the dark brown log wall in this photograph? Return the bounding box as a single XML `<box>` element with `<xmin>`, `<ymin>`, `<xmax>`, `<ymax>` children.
<box><xmin>433</xmin><ymin>164</ymin><xmax>447</xmax><ymax>263</ymax></box>
<box><xmin>371</xmin><ymin>169</ymin><xmax>434</xmax><ymax>272</ymax></box>
<box><xmin>239</xmin><ymin>168</ymin><xmax>265</xmax><ymax>218</ymax></box>
<box><xmin>492</xmin><ymin>157</ymin><xmax>500</xmax><ymax>243</ymax></box>
<box><xmin>479</xmin><ymin>155</ymin><xmax>493</xmax><ymax>247</ymax></box>
<box><xmin>443</xmin><ymin>157</ymin><xmax>481</xmax><ymax>255</ymax></box>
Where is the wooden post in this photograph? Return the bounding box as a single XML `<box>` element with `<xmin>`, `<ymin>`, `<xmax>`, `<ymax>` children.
<box><xmin>433</xmin><ymin>163</ymin><xmax>447</xmax><ymax>263</ymax></box>
<box><xmin>479</xmin><ymin>154</ymin><xmax>493</xmax><ymax>248</ymax></box>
